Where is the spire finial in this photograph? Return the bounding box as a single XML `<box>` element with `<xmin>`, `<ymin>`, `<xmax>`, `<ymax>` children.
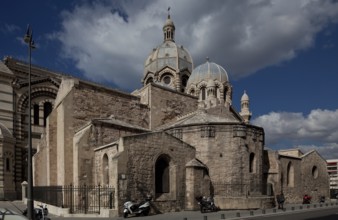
<box><xmin>168</xmin><ymin>7</ymin><xmax>171</xmax><ymax>19</ymax></box>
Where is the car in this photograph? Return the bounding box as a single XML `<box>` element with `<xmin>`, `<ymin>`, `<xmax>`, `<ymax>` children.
<box><xmin>0</xmin><ymin>207</ymin><xmax>28</xmax><ymax>220</ymax></box>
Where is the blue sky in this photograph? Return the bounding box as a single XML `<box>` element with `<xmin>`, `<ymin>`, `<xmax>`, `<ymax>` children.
<box><xmin>1</xmin><ymin>0</ymin><xmax>338</xmax><ymax>158</ymax></box>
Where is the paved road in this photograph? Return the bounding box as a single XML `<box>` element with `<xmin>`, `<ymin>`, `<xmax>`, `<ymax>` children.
<box><xmin>1</xmin><ymin>200</ymin><xmax>338</xmax><ymax>220</ymax></box>
<box><xmin>248</xmin><ymin>207</ymin><xmax>338</xmax><ymax>220</ymax></box>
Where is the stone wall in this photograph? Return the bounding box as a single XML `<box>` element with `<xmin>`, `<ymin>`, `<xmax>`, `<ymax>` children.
<box><xmin>33</xmin><ymin>134</ymin><xmax>47</xmax><ymax>186</ymax></box>
<box><xmin>47</xmin><ymin>110</ymin><xmax>58</xmax><ymax>186</ymax></box>
<box><xmin>148</xmin><ymin>84</ymin><xmax>198</xmax><ymax>129</ymax></box>
<box><xmin>279</xmin><ymin>156</ymin><xmax>302</xmax><ymax>203</ymax></box>
<box><xmin>263</xmin><ymin>150</ymin><xmax>280</xmax><ymax>196</ymax></box>
<box><xmin>0</xmin><ymin>81</ymin><xmax>14</xmax><ymax>133</ymax></box>
<box><xmin>75</xmin><ymin>122</ymin><xmax>147</xmax><ymax>186</ymax></box>
<box><xmin>301</xmin><ymin>151</ymin><xmax>330</xmax><ymax>201</ymax></box>
<box><xmin>37</xmin><ymin>78</ymin><xmax>150</xmax><ymax>186</ymax></box>
<box><xmin>73</xmin><ymin>82</ymin><xmax>149</xmax><ymax>131</ymax></box>
<box><xmin>0</xmin><ymin>129</ymin><xmax>16</xmax><ymax>200</ymax></box>
<box><xmin>116</xmin><ymin>132</ymin><xmax>196</xmax><ymax>214</ymax></box>
<box><xmin>168</xmin><ymin>124</ymin><xmax>265</xmax><ymax>196</ymax></box>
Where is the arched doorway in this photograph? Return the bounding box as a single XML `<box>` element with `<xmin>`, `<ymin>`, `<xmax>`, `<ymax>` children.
<box><xmin>155</xmin><ymin>155</ymin><xmax>170</xmax><ymax>194</ymax></box>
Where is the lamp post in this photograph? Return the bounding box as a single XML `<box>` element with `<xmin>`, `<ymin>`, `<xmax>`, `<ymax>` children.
<box><xmin>24</xmin><ymin>25</ymin><xmax>35</xmax><ymax>220</ymax></box>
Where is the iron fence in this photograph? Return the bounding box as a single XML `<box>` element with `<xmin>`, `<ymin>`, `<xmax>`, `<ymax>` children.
<box><xmin>33</xmin><ymin>185</ymin><xmax>114</xmax><ymax>214</ymax></box>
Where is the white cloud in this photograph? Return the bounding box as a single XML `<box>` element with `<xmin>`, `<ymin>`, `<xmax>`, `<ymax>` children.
<box><xmin>0</xmin><ymin>23</ymin><xmax>20</xmax><ymax>34</ymax></box>
<box><xmin>53</xmin><ymin>0</ymin><xmax>338</xmax><ymax>90</ymax></box>
<box><xmin>252</xmin><ymin>109</ymin><xmax>338</xmax><ymax>159</ymax></box>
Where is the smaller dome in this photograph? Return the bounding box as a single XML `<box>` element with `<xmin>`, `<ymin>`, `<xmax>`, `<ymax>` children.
<box><xmin>187</xmin><ymin>60</ymin><xmax>229</xmax><ymax>87</ymax></box>
<box><xmin>241</xmin><ymin>91</ymin><xmax>249</xmax><ymax>101</ymax></box>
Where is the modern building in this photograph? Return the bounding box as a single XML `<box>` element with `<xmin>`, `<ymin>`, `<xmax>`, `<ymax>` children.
<box><xmin>327</xmin><ymin>159</ymin><xmax>338</xmax><ymax>197</ymax></box>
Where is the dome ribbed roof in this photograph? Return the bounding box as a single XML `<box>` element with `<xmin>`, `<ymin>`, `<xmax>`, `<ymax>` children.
<box><xmin>187</xmin><ymin>61</ymin><xmax>228</xmax><ymax>87</ymax></box>
<box><xmin>144</xmin><ymin>41</ymin><xmax>193</xmax><ymax>75</ymax></box>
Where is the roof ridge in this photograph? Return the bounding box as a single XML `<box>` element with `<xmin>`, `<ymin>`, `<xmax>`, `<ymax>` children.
<box><xmin>176</xmin><ymin>110</ymin><xmax>199</xmax><ymax>120</ymax></box>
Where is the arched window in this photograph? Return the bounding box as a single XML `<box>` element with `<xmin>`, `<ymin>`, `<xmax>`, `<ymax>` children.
<box><xmin>181</xmin><ymin>75</ymin><xmax>189</xmax><ymax>87</ymax></box>
<box><xmin>5</xmin><ymin>158</ymin><xmax>10</xmax><ymax>172</ymax></box>
<box><xmin>155</xmin><ymin>155</ymin><xmax>170</xmax><ymax>194</ymax></box>
<box><xmin>201</xmin><ymin>87</ymin><xmax>206</xmax><ymax>101</ymax></box>
<box><xmin>33</xmin><ymin>104</ymin><xmax>39</xmax><ymax>125</ymax></box>
<box><xmin>43</xmin><ymin>102</ymin><xmax>52</xmax><ymax>126</ymax></box>
<box><xmin>102</xmin><ymin>154</ymin><xmax>109</xmax><ymax>185</ymax></box>
<box><xmin>312</xmin><ymin>166</ymin><xmax>318</xmax><ymax>179</ymax></box>
<box><xmin>224</xmin><ymin>88</ymin><xmax>228</xmax><ymax>101</ymax></box>
<box><xmin>287</xmin><ymin>162</ymin><xmax>294</xmax><ymax>187</ymax></box>
<box><xmin>249</xmin><ymin>153</ymin><xmax>255</xmax><ymax>173</ymax></box>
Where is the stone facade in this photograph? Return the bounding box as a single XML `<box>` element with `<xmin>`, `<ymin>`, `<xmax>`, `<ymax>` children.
<box><xmin>93</xmin><ymin>132</ymin><xmax>200</xmax><ymax>214</ymax></box>
<box><xmin>0</xmin><ymin>14</ymin><xmax>329</xmax><ymax>218</ymax></box>
<box><xmin>0</xmin><ymin>57</ymin><xmax>60</xmax><ymax>199</ymax></box>
<box><xmin>265</xmin><ymin>149</ymin><xmax>329</xmax><ymax>204</ymax></box>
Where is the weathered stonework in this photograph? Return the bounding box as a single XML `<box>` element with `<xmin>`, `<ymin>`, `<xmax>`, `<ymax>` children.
<box><xmin>0</xmin><ymin>14</ymin><xmax>330</xmax><ymax>217</ymax></box>
<box><xmin>265</xmin><ymin>149</ymin><xmax>329</xmax><ymax>204</ymax></box>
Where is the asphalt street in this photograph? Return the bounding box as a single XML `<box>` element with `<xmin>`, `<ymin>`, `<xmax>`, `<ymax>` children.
<box><xmin>1</xmin><ymin>200</ymin><xmax>338</xmax><ymax>220</ymax></box>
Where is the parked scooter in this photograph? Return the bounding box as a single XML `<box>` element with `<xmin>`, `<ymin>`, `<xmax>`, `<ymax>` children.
<box><xmin>23</xmin><ymin>204</ymin><xmax>49</xmax><ymax>220</ymax></box>
<box><xmin>302</xmin><ymin>194</ymin><xmax>311</xmax><ymax>204</ymax></box>
<box><xmin>123</xmin><ymin>196</ymin><xmax>152</xmax><ymax>218</ymax></box>
<box><xmin>196</xmin><ymin>196</ymin><xmax>219</xmax><ymax>213</ymax></box>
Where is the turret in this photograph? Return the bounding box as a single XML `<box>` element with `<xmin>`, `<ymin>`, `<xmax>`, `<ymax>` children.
<box><xmin>239</xmin><ymin>90</ymin><xmax>252</xmax><ymax>123</ymax></box>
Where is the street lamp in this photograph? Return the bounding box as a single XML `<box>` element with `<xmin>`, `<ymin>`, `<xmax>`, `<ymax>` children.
<box><xmin>24</xmin><ymin>25</ymin><xmax>35</xmax><ymax>220</ymax></box>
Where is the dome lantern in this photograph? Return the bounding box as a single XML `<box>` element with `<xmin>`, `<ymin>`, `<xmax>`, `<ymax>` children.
<box><xmin>163</xmin><ymin>7</ymin><xmax>175</xmax><ymax>42</ymax></box>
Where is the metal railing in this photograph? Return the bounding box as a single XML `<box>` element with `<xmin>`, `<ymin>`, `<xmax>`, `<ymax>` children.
<box><xmin>33</xmin><ymin>185</ymin><xmax>115</xmax><ymax>214</ymax></box>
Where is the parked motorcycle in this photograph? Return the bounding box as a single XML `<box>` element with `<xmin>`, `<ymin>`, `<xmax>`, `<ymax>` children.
<box><xmin>23</xmin><ymin>204</ymin><xmax>49</xmax><ymax>220</ymax></box>
<box><xmin>196</xmin><ymin>196</ymin><xmax>219</xmax><ymax>213</ymax></box>
<box><xmin>123</xmin><ymin>196</ymin><xmax>152</xmax><ymax>218</ymax></box>
<box><xmin>302</xmin><ymin>194</ymin><xmax>311</xmax><ymax>204</ymax></box>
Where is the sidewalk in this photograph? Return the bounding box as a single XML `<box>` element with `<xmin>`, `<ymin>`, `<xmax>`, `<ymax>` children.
<box><xmin>1</xmin><ymin>200</ymin><xmax>338</xmax><ymax>220</ymax></box>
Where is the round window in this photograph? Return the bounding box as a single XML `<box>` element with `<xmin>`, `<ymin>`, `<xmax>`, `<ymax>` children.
<box><xmin>312</xmin><ymin>166</ymin><xmax>318</xmax><ymax>179</ymax></box>
<box><xmin>163</xmin><ymin>76</ymin><xmax>171</xmax><ymax>85</ymax></box>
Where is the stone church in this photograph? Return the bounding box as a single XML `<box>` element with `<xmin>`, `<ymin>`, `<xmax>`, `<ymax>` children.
<box><xmin>0</xmin><ymin>13</ymin><xmax>329</xmax><ymax>215</ymax></box>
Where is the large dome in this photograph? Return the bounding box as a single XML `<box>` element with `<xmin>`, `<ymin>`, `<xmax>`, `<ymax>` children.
<box><xmin>144</xmin><ymin>41</ymin><xmax>193</xmax><ymax>75</ymax></box>
<box><xmin>187</xmin><ymin>60</ymin><xmax>229</xmax><ymax>87</ymax></box>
